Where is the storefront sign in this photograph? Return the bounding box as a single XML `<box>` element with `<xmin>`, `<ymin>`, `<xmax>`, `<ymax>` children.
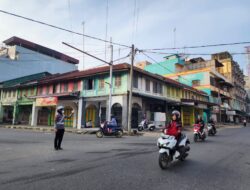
<box><xmin>197</xmin><ymin>104</ymin><xmax>207</xmax><ymax>109</ymax></box>
<box><xmin>226</xmin><ymin>110</ymin><xmax>236</xmax><ymax>116</ymax></box>
<box><xmin>36</xmin><ymin>97</ymin><xmax>58</xmax><ymax>106</ymax></box>
<box><xmin>182</xmin><ymin>102</ymin><xmax>194</xmax><ymax>106</ymax></box>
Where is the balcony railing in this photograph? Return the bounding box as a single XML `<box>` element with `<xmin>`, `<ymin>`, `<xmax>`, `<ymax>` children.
<box><xmin>209</xmin><ymin>96</ymin><xmax>220</xmax><ymax>104</ymax></box>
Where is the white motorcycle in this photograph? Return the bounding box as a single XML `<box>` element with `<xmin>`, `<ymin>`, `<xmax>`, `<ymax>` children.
<box><xmin>157</xmin><ymin>133</ymin><xmax>190</xmax><ymax>169</ymax></box>
<box><xmin>138</xmin><ymin>120</ymin><xmax>155</xmax><ymax>131</ymax></box>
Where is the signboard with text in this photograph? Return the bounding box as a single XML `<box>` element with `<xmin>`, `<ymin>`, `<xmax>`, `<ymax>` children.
<box><xmin>36</xmin><ymin>97</ymin><xmax>58</xmax><ymax>107</ymax></box>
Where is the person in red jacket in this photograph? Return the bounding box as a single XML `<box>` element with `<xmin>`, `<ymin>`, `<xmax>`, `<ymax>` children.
<box><xmin>165</xmin><ymin>110</ymin><xmax>182</xmax><ymax>143</ymax></box>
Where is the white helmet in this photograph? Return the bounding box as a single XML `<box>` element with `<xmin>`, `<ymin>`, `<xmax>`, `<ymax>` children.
<box><xmin>172</xmin><ymin>110</ymin><xmax>180</xmax><ymax>118</ymax></box>
<box><xmin>57</xmin><ymin>106</ymin><xmax>64</xmax><ymax>111</ymax></box>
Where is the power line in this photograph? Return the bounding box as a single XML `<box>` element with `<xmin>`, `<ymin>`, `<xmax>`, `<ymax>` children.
<box><xmin>142</xmin><ymin>41</ymin><xmax>250</xmax><ymax>51</ymax></box>
<box><xmin>142</xmin><ymin>50</ymin><xmax>250</xmax><ymax>56</ymax></box>
<box><xmin>140</xmin><ymin>51</ymin><xmax>193</xmax><ymax>84</ymax></box>
<box><xmin>0</xmin><ymin>9</ymin><xmax>131</xmax><ymax>48</ymax></box>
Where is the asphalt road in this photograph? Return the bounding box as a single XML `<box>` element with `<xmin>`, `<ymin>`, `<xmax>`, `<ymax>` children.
<box><xmin>0</xmin><ymin>126</ymin><xmax>250</xmax><ymax>190</ymax></box>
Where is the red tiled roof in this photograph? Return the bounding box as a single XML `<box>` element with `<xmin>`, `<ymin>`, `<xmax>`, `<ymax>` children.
<box><xmin>4</xmin><ymin>36</ymin><xmax>79</xmax><ymax>64</ymax></box>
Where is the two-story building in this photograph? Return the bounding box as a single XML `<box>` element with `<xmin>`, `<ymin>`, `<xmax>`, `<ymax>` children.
<box><xmin>29</xmin><ymin>63</ymin><xmax>209</xmax><ymax>129</ymax></box>
<box><xmin>1</xmin><ymin>63</ymin><xmax>210</xmax><ymax>129</ymax></box>
<box><xmin>0</xmin><ymin>72</ymin><xmax>51</xmax><ymax>124</ymax></box>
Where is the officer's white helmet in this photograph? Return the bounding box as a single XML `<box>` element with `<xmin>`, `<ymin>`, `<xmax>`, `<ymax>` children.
<box><xmin>57</xmin><ymin>106</ymin><xmax>64</xmax><ymax>111</ymax></box>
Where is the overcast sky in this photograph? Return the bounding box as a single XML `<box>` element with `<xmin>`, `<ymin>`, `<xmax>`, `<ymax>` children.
<box><xmin>0</xmin><ymin>0</ymin><xmax>250</xmax><ymax>72</ymax></box>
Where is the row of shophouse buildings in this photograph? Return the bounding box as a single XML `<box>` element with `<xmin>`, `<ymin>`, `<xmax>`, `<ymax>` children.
<box><xmin>0</xmin><ymin>36</ymin><xmax>247</xmax><ymax>129</ymax></box>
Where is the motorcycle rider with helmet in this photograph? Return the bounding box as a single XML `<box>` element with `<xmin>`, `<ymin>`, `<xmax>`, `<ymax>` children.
<box><xmin>196</xmin><ymin>115</ymin><xmax>205</xmax><ymax>133</ymax></box>
<box><xmin>164</xmin><ymin>110</ymin><xmax>182</xmax><ymax>146</ymax></box>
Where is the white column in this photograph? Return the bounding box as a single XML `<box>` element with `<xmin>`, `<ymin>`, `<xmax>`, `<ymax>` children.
<box><xmin>31</xmin><ymin>102</ymin><xmax>38</xmax><ymax>126</ymax></box>
<box><xmin>77</xmin><ymin>98</ymin><xmax>83</xmax><ymax>129</ymax></box>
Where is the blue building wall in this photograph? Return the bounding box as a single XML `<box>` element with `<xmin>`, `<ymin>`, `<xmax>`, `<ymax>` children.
<box><xmin>0</xmin><ymin>46</ymin><xmax>77</xmax><ymax>82</ymax></box>
<box><xmin>144</xmin><ymin>55</ymin><xmax>184</xmax><ymax>75</ymax></box>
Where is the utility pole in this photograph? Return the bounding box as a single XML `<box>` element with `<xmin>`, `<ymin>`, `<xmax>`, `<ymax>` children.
<box><xmin>127</xmin><ymin>44</ymin><xmax>135</xmax><ymax>134</ymax></box>
<box><xmin>62</xmin><ymin>42</ymin><xmax>114</xmax><ymax>126</ymax></box>
<box><xmin>81</xmin><ymin>21</ymin><xmax>85</xmax><ymax>70</ymax></box>
<box><xmin>108</xmin><ymin>38</ymin><xmax>113</xmax><ymax>121</ymax></box>
<box><xmin>218</xmin><ymin>87</ymin><xmax>221</xmax><ymax>123</ymax></box>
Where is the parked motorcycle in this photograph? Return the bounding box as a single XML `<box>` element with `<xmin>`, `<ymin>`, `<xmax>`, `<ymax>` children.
<box><xmin>138</xmin><ymin>119</ymin><xmax>156</xmax><ymax>131</ymax></box>
<box><xmin>207</xmin><ymin>123</ymin><xmax>216</xmax><ymax>136</ymax></box>
<box><xmin>96</xmin><ymin>121</ymin><xmax>123</xmax><ymax>138</ymax></box>
<box><xmin>193</xmin><ymin>124</ymin><xmax>206</xmax><ymax>142</ymax></box>
<box><xmin>157</xmin><ymin>131</ymin><xmax>190</xmax><ymax>169</ymax></box>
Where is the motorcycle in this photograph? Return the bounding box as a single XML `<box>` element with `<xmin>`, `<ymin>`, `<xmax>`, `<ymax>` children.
<box><xmin>138</xmin><ymin>119</ymin><xmax>155</xmax><ymax>131</ymax></box>
<box><xmin>96</xmin><ymin>121</ymin><xmax>123</xmax><ymax>138</ymax></box>
<box><xmin>207</xmin><ymin>123</ymin><xmax>216</xmax><ymax>136</ymax></box>
<box><xmin>157</xmin><ymin>130</ymin><xmax>190</xmax><ymax>169</ymax></box>
<box><xmin>193</xmin><ymin>124</ymin><xmax>206</xmax><ymax>142</ymax></box>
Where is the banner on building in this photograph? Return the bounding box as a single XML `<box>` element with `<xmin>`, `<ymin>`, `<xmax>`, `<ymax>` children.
<box><xmin>197</xmin><ymin>104</ymin><xmax>207</xmax><ymax>109</ymax></box>
<box><xmin>36</xmin><ymin>97</ymin><xmax>58</xmax><ymax>107</ymax></box>
<box><xmin>226</xmin><ymin>110</ymin><xmax>236</xmax><ymax>116</ymax></box>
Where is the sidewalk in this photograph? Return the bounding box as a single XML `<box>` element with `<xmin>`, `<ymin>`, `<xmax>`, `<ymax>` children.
<box><xmin>0</xmin><ymin>123</ymin><xmax>244</xmax><ymax>136</ymax></box>
<box><xmin>1</xmin><ymin>125</ymin><xmax>99</xmax><ymax>134</ymax></box>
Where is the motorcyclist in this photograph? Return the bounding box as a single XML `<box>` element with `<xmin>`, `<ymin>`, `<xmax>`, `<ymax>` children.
<box><xmin>243</xmin><ymin>118</ymin><xmax>247</xmax><ymax>127</ymax></box>
<box><xmin>208</xmin><ymin>117</ymin><xmax>216</xmax><ymax>133</ymax></box>
<box><xmin>196</xmin><ymin>115</ymin><xmax>205</xmax><ymax>133</ymax></box>
<box><xmin>164</xmin><ymin>110</ymin><xmax>182</xmax><ymax>145</ymax></box>
<box><xmin>107</xmin><ymin>115</ymin><xmax>118</xmax><ymax>132</ymax></box>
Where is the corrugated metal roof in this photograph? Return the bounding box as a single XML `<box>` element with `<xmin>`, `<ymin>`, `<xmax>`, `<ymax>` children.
<box><xmin>1</xmin><ymin>72</ymin><xmax>51</xmax><ymax>88</ymax></box>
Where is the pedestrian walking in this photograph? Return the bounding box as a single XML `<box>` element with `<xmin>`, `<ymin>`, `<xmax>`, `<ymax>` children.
<box><xmin>54</xmin><ymin>106</ymin><xmax>74</xmax><ymax>150</ymax></box>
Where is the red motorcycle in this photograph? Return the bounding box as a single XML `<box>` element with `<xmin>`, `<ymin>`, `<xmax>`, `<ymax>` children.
<box><xmin>193</xmin><ymin>124</ymin><xmax>206</xmax><ymax>142</ymax></box>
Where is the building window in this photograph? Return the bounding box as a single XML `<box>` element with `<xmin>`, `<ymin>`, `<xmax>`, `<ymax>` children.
<box><xmin>73</xmin><ymin>82</ymin><xmax>78</xmax><ymax>91</ymax></box>
<box><xmin>30</xmin><ymin>88</ymin><xmax>34</xmax><ymax>96</ymax></box>
<box><xmin>171</xmin><ymin>87</ymin><xmax>174</xmax><ymax>97</ymax></box>
<box><xmin>115</xmin><ymin>75</ymin><xmax>121</xmax><ymax>87</ymax></box>
<box><xmin>46</xmin><ymin>86</ymin><xmax>50</xmax><ymax>94</ymax></box>
<box><xmin>8</xmin><ymin>91</ymin><xmax>11</xmax><ymax>97</ymax></box>
<box><xmin>99</xmin><ymin>78</ymin><xmax>105</xmax><ymax>89</ymax></box>
<box><xmin>24</xmin><ymin>89</ymin><xmax>28</xmax><ymax>97</ymax></box>
<box><xmin>133</xmin><ymin>75</ymin><xmax>138</xmax><ymax>88</ymax></box>
<box><xmin>157</xmin><ymin>83</ymin><xmax>162</xmax><ymax>94</ymax></box>
<box><xmin>153</xmin><ymin>81</ymin><xmax>157</xmax><ymax>93</ymax></box>
<box><xmin>146</xmin><ymin>79</ymin><xmax>150</xmax><ymax>92</ymax></box>
<box><xmin>167</xmin><ymin>86</ymin><xmax>171</xmax><ymax>97</ymax></box>
<box><xmin>64</xmin><ymin>83</ymin><xmax>68</xmax><ymax>92</ymax></box>
<box><xmin>192</xmin><ymin>80</ymin><xmax>200</xmax><ymax>87</ymax></box>
<box><xmin>38</xmin><ymin>87</ymin><xmax>43</xmax><ymax>95</ymax></box>
<box><xmin>210</xmin><ymin>77</ymin><xmax>215</xmax><ymax>86</ymax></box>
<box><xmin>85</xmin><ymin>79</ymin><xmax>94</xmax><ymax>90</ymax></box>
<box><xmin>53</xmin><ymin>85</ymin><xmax>56</xmax><ymax>93</ymax></box>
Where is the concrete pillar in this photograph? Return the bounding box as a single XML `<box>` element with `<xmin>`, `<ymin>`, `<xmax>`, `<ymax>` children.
<box><xmin>82</xmin><ymin>100</ymin><xmax>86</xmax><ymax>127</ymax></box>
<box><xmin>12</xmin><ymin>104</ymin><xmax>17</xmax><ymax>125</ymax></box>
<box><xmin>122</xmin><ymin>95</ymin><xmax>128</xmax><ymax>130</ymax></box>
<box><xmin>77</xmin><ymin>98</ymin><xmax>83</xmax><ymax>129</ymax></box>
<box><xmin>31</xmin><ymin>102</ymin><xmax>38</xmax><ymax>126</ymax></box>
<box><xmin>96</xmin><ymin>102</ymin><xmax>101</xmax><ymax>127</ymax></box>
<box><xmin>106</xmin><ymin>99</ymin><xmax>110</xmax><ymax>121</ymax></box>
